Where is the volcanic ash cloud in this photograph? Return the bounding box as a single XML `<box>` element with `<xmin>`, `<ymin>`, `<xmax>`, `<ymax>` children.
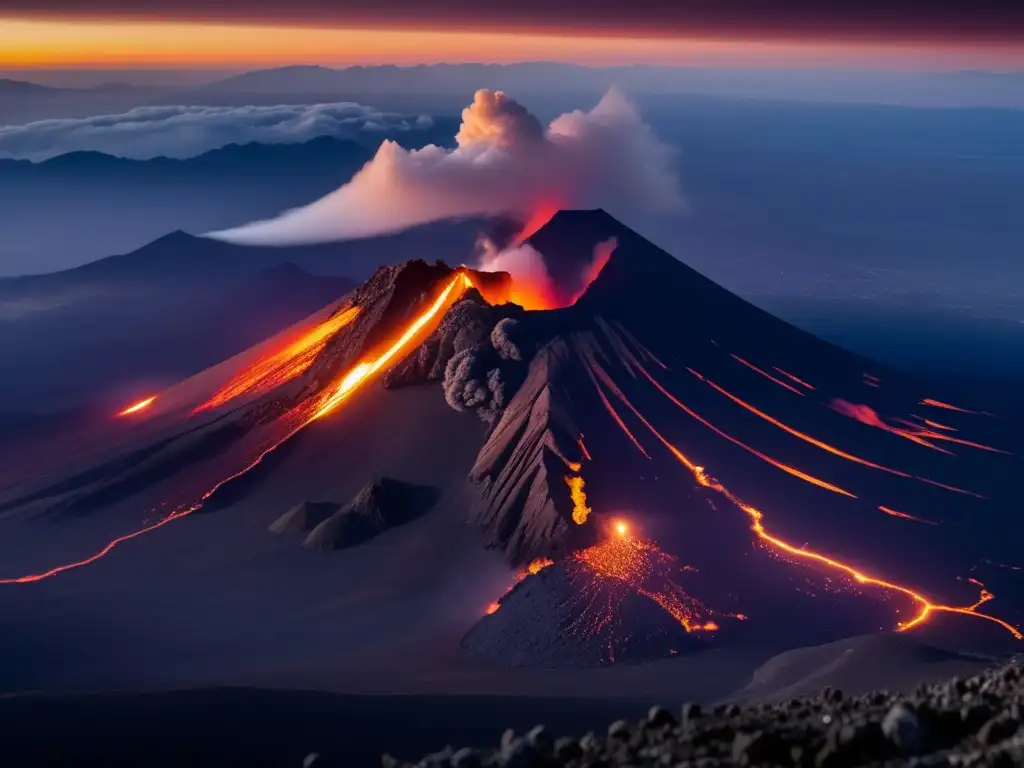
<box><xmin>207</xmin><ymin>88</ymin><xmax>683</xmax><ymax>246</ymax></box>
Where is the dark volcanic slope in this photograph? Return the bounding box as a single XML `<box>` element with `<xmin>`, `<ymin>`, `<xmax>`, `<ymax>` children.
<box><xmin>465</xmin><ymin>209</ymin><xmax>1024</xmax><ymax>659</ymax></box>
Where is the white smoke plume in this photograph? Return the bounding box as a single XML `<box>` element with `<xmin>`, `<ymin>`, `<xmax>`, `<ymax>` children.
<box><xmin>209</xmin><ymin>88</ymin><xmax>683</xmax><ymax>246</ymax></box>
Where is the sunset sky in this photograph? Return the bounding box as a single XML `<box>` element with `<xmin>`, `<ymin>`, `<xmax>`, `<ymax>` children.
<box><xmin>2</xmin><ymin>1</ymin><xmax>1022</xmax><ymax>71</ymax></box>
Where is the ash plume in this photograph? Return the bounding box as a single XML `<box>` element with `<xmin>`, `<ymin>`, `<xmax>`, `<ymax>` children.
<box><xmin>208</xmin><ymin>88</ymin><xmax>682</xmax><ymax>246</ymax></box>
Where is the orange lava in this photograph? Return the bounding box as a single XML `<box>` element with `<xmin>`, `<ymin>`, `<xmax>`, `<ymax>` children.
<box><xmin>879</xmin><ymin>505</ymin><xmax>938</xmax><ymax>526</ymax></box>
<box><xmin>830</xmin><ymin>399</ymin><xmax>954</xmax><ymax>455</ymax></box>
<box><xmin>773</xmin><ymin>367</ymin><xmax>816</xmax><ymax>390</ymax></box>
<box><xmin>686</xmin><ymin>368</ymin><xmax>983</xmax><ymax>497</ymax></box>
<box><xmin>313</xmin><ymin>273</ymin><xmax>472</xmax><ymax>419</ymax></box>
<box><xmin>918</xmin><ymin>417</ymin><xmax>957</xmax><ymax>432</ymax></box>
<box><xmin>117</xmin><ymin>396</ymin><xmax>155</xmax><ymax>416</ymax></box>
<box><xmin>572</xmin><ymin>526</ymin><xmax>733</xmax><ymax>633</ymax></box>
<box><xmin>195</xmin><ymin>305</ymin><xmax>360</xmax><ymax>413</ymax></box>
<box><xmin>731</xmin><ymin>355</ymin><xmax>805</xmax><ymax>396</ymax></box>
<box><xmin>631</xmin><ymin>364</ymin><xmax>856</xmax><ymax>498</ymax></box>
<box><xmin>921</xmin><ymin>398</ymin><xmax>993</xmax><ymax>416</ymax></box>
<box><xmin>2</xmin><ymin>271</ymin><xmax>475</xmax><ymax>586</ymax></box>
<box><xmin>525</xmin><ymin>557</ymin><xmax>554</xmax><ymax>576</ymax></box>
<box><xmin>566</xmin><ymin>474</ymin><xmax>592</xmax><ymax>525</ymax></box>
<box><xmin>578</xmin><ymin>436</ymin><xmax>593</xmax><ymax>461</ymax></box>
<box><xmin>588</xmin><ymin>364</ymin><xmax>1021</xmax><ymax>640</ymax></box>
<box><xmin>689</xmin><ymin>367</ymin><xmax>912</xmax><ymax>479</ymax></box>
<box><xmin>485</xmin><ymin>601</ymin><xmax>501</xmax><ymax>615</ymax></box>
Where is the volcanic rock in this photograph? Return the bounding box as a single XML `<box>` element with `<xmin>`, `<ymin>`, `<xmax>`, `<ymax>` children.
<box><xmin>392</xmin><ymin>658</ymin><xmax>1024</xmax><ymax>768</ymax></box>
<box><xmin>268</xmin><ymin>500</ymin><xmax>339</xmax><ymax>535</ymax></box>
<box><xmin>461</xmin><ymin>558</ymin><xmax>705</xmax><ymax>668</ymax></box>
<box><xmin>301</xmin><ymin>478</ymin><xmax>439</xmax><ymax>553</ymax></box>
<box><xmin>468</xmin><ymin>339</ymin><xmax>591</xmax><ymax>566</ymax></box>
<box><xmin>383</xmin><ymin>288</ymin><xmax>525</xmax><ymax>391</ymax></box>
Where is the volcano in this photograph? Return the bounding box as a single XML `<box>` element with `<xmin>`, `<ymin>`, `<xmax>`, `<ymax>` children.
<box><xmin>0</xmin><ymin>210</ymin><xmax>1021</xmax><ymax>692</ymax></box>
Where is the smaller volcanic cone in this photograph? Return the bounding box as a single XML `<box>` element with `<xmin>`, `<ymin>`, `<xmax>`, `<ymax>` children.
<box><xmin>462</xmin><ymin>524</ymin><xmax>721</xmax><ymax>667</ymax></box>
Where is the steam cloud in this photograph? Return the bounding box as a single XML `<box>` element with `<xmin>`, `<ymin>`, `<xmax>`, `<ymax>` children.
<box><xmin>209</xmin><ymin>88</ymin><xmax>683</xmax><ymax>246</ymax></box>
<box><xmin>0</xmin><ymin>103</ymin><xmax>433</xmax><ymax>162</ymax></box>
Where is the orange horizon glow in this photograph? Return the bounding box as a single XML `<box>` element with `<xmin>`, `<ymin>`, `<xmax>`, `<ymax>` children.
<box><xmin>3</xmin><ymin>18</ymin><xmax>1024</xmax><ymax>71</ymax></box>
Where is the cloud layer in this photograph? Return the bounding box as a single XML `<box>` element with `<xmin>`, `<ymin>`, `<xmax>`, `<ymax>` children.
<box><xmin>0</xmin><ymin>103</ymin><xmax>434</xmax><ymax>162</ymax></box>
<box><xmin>210</xmin><ymin>88</ymin><xmax>683</xmax><ymax>246</ymax></box>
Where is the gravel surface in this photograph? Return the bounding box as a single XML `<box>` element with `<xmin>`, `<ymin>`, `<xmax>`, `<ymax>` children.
<box><xmin>382</xmin><ymin>657</ymin><xmax>1024</xmax><ymax>767</ymax></box>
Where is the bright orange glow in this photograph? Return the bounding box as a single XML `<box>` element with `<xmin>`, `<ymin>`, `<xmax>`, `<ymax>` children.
<box><xmin>117</xmin><ymin>396</ymin><xmax>155</xmax><ymax>417</ymax></box>
<box><xmin>879</xmin><ymin>505</ymin><xmax>938</xmax><ymax>526</ymax></box>
<box><xmin>920</xmin><ymin>398</ymin><xmax>993</xmax><ymax>416</ymax></box>
<box><xmin>4</xmin><ymin>19</ymin><xmax>1022</xmax><ymax>70</ymax></box>
<box><xmin>195</xmin><ymin>306</ymin><xmax>360</xmax><ymax>413</ymax></box>
<box><xmin>730</xmin><ymin>355</ymin><xmax>805</xmax><ymax>396</ymax></box>
<box><xmin>831</xmin><ymin>399</ymin><xmax>955</xmax><ymax>455</ymax></box>
<box><xmin>689</xmin><ymin>367</ymin><xmax>912</xmax><ymax>477</ymax></box>
<box><xmin>633</xmin><ymin>365</ymin><xmax>856</xmax><ymax>498</ymax></box>
<box><xmin>566</xmin><ymin>474</ymin><xmax>592</xmax><ymax>525</ymax></box>
<box><xmin>2</xmin><ymin>272</ymin><xmax>473</xmax><ymax>586</ymax></box>
<box><xmin>615</xmin><ymin>520</ymin><xmax>629</xmax><ymax>536</ymax></box>
<box><xmin>485</xmin><ymin>601</ymin><xmax>501</xmax><ymax>615</ymax></box>
<box><xmin>313</xmin><ymin>273</ymin><xmax>471</xmax><ymax>419</ymax></box>
<box><xmin>686</xmin><ymin>367</ymin><xmax>982</xmax><ymax>497</ymax></box>
<box><xmin>525</xmin><ymin>557</ymin><xmax>554</xmax><ymax>576</ymax></box>
<box><xmin>589</xmin><ymin>363</ymin><xmax>1021</xmax><ymax>640</ymax></box>
<box><xmin>773</xmin><ymin>367</ymin><xmax>816</xmax><ymax>390</ymax></box>
<box><xmin>572</xmin><ymin>529</ymin><xmax>737</xmax><ymax>633</ymax></box>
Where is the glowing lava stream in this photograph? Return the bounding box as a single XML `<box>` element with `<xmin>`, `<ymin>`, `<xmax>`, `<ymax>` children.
<box><xmin>195</xmin><ymin>305</ymin><xmax>361</xmax><ymax>413</ymax></box>
<box><xmin>1</xmin><ymin>273</ymin><xmax>473</xmax><ymax>585</ymax></box>
<box><xmin>313</xmin><ymin>274</ymin><xmax>471</xmax><ymax>419</ymax></box>
<box><xmin>587</xmin><ymin>362</ymin><xmax>1022</xmax><ymax>640</ymax></box>
<box><xmin>730</xmin><ymin>355</ymin><xmax>805</xmax><ymax>396</ymax></box>
<box><xmin>684</xmin><ymin>367</ymin><xmax>982</xmax><ymax>498</ymax></box>
<box><xmin>117</xmin><ymin>396</ymin><xmax>156</xmax><ymax>417</ymax></box>
<box><xmin>921</xmin><ymin>398</ymin><xmax>993</xmax><ymax>416</ymax></box>
<box><xmin>773</xmin><ymin>367</ymin><xmax>815</xmax><ymax>390</ymax></box>
<box><xmin>627</xmin><ymin>362</ymin><xmax>856</xmax><ymax>498</ymax></box>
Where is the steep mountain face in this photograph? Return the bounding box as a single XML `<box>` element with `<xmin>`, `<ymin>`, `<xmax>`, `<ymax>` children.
<box><xmin>458</xmin><ymin>209</ymin><xmax>1024</xmax><ymax>655</ymax></box>
<box><xmin>3</xmin><ymin>209</ymin><xmax>1022</xmax><ymax>673</ymax></box>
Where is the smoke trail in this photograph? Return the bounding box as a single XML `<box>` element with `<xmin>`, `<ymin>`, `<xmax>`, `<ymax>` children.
<box><xmin>208</xmin><ymin>88</ymin><xmax>682</xmax><ymax>246</ymax></box>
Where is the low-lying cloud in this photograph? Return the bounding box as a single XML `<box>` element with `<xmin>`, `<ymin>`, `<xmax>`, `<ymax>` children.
<box><xmin>0</xmin><ymin>103</ymin><xmax>435</xmax><ymax>162</ymax></box>
<box><xmin>209</xmin><ymin>88</ymin><xmax>683</xmax><ymax>246</ymax></box>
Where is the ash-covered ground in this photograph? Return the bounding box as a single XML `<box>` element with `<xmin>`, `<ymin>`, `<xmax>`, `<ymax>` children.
<box><xmin>388</xmin><ymin>656</ymin><xmax>1024</xmax><ymax>768</ymax></box>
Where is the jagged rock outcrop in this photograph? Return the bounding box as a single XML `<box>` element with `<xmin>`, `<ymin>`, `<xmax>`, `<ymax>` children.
<box><xmin>469</xmin><ymin>339</ymin><xmax>593</xmax><ymax>565</ymax></box>
<box><xmin>462</xmin><ymin>562</ymin><xmax>705</xmax><ymax>668</ymax></box>
<box><xmin>302</xmin><ymin>478</ymin><xmax>439</xmax><ymax>553</ymax></box>
<box><xmin>268</xmin><ymin>501</ymin><xmax>338</xmax><ymax>535</ymax></box>
<box><xmin>383</xmin><ymin>288</ymin><xmax>524</xmax><ymax>390</ymax></box>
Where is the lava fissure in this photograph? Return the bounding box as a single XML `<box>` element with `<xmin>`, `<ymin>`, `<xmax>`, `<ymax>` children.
<box><xmin>2</xmin><ymin>273</ymin><xmax>473</xmax><ymax>585</ymax></box>
<box><xmin>585</xmin><ymin>352</ymin><xmax>1021</xmax><ymax>641</ymax></box>
<box><xmin>730</xmin><ymin>354</ymin><xmax>805</xmax><ymax>396</ymax></box>
<box><xmin>631</xmin><ymin>362</ymin><xmax>856</xmax><ymax>498</ymax></box>
<box><xmin>117</xmin><ymin>396</ymin><xmax>156</xmax><ymax>417</ymax></box>
<box><xmin>195</xmin><ymin>305</ymin><xmax>360</xmax><ymax>414</ymax></box>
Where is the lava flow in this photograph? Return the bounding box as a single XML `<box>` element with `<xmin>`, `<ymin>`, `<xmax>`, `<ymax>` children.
<box><xmin>569</xmin><ymin>519</ymin><xmax>735</xmax><ymax>633</ymax></box>
<box><xmin>921</xmin><ymin>398</ymin><xmax>993</xmax><ymax>416</ymax></box>
<box><xmin>117</xmin><ymin>396</ymin><xmax>155</xmax><ymax>417</ymax></box>
<box><xmin>195</xmin><ymin>305</ymin><xmax>360</xmax><ymax>413</ymax></box>
<box><xmin>773</xmin><ymin>367</ymin><xmax>815</xmax><ymax>391</ymax></box>
<box><xmin>685</xmin><ymin>367</ymin><xmax>982</xmax><ymax>497</ymax></box>
<box><xmin>2</xmin><ymin>272</ymin><xmax>474</xmax><ymax>585</ymax></box>
<box><xmin>565</xmin><ymin>471</ymin><xmax>592</xmax><ymax>525</ymax></box>
<box><xmin>586</xmin><ymin>359</ymin><xmax>1022</xmax><ymax>640</ymax></box>
<box><xmin>313</xmin><ymin>273</ymin><xmax>472</xmax><ymax>419</ymax></box>
<box><xmin>730</xmin><ymin>354</ymin><xmax>805</xmax><ymax>396</ymax></box>
<box><xmin>629</xmin><ymin>363</ymin><xmax>856</xmax><ymax>498</ymax></box>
